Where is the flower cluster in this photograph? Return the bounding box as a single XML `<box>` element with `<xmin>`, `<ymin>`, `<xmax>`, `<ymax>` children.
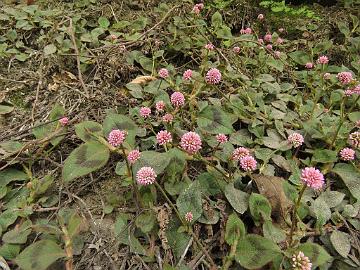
<box><xmin>108</xmin><ymin>129</ymin><xmax>126</xmax><ymax>147</ymax></box>
<box><xmin>183</xmin><ymin>69</ymin><xmax>193</xmax><ymax>80</ymax></box>
<box><xmin>136</xmin><ymin>166</ymin><xmax>157</xmax><ymax>185</ymax></box>
<box><xmin>337</xmin><ymin>71</ymin><xmax>353</xmax><ymax>85</ymax></box>
<box><xmin>216</xmin><ymin>134</ymin><xmax>228</xmax><ymax>144</ymax></box>
<box><xmin>205</xmin><ymin>68</ymin><xmax>221</xmax><ymax>84</ymax></box>
<box><xmin>264</xmin><ymin>33</ymin><xmax>272</xmax><ymax>43</ymax></box>
<box><xmin>162</xmin><ymin>113</ymin><xmax>174</xmax><ymax>123</ymax></box>
<box><xmin>288</xmin><ymin>132</ymin><xmax>304</xmax><ymax>148</ymax></box>
<box><xmin>339</xmin><ymin>148</ymin><xmax>355</xmax><ymax>161</ymax></box>
<box><xmin>239</xmin><ymin>156</ymin><xmax>257</xmax><ymax>172</ymax></box>
<box><xmin>305</xmin><ymin>62</ymin><xmax>314</xmax><ymax>69</ymax></box>
<box><xmin>59</xmin><ymin>117</ymin><xmax>69</xmax><ymax>126</ymax></box>
<box><xmin>349</xmin><ymin>131</ymin><xmax>360</xmax><ymax>148</ymax></box>
<box><xmin>158</xmin><ymin>68</ymin><xmax>169</xmax><ymax>79</ymax></box>
<box><xmin>185</xmin><ymin>212</ymin><xmax>193</xmax><ymax>222</ymax></box>
<box><xmin>128</xmin><ymin>150</ymin><xmax>141</xmax><ymax>164</ymax></box>
<box><xmin>345</xmin><ymin>84</ymin><xmax>360</xmax><ymax>96</ymax></box>
<box><xmin>317</xmin><ymin>55</ymin><xmax>329</xmax><ymax>64</ymax></box>
<box><xmin>233</xmin><ymin>46</ymin><xmax>240</xmax><ymax>53</ymax></box>
<box><xmin>140</xmin><ymin>107</ymin><xmax>151</xmax><ymax>118</ymax></box>
<box><xmin>301</xmin><ymin>167</ymin><xmax>324</xmax><ymax>190</ymax></box>
<box><xmin>171</xmin><ymin>92</ymin><xmax>185</xmax><ymax>107</ymax></box>
<box><xmin>180</xmin><ymin>131</ymin><xmax>202</xmax><ymax>154</ymax></box>
<box><xmin>205</xmin><ymin>43</ymin><xmax>215</xmax><ymax>50</ymax></box>
<box><xmin>192</xmin><ymin>3</ymin><xmax>204</xmax><ymax>15</ymax></box>
<box><xmin>240</xmin><ymin>27</ymin><xmax>252</xmax><ymax>34</ymax></box>
<box><xmin>156</xmin><ymin>130</ymin><xmax>172</xmax><ymax>145</ymax></box>
<box><xmin>232</xmin><ymin>147</ymin><xmax>250</xmax><ymax>161</ymax></box>
<box><xmin>292</xmin><ymin>251</ymin><xmax>312</xmax><ymax>270</ymax></box>
<box><xmin>156</xmin><ymin>101</ymin><xmax>165</xmax><ymax>112</ymax></box>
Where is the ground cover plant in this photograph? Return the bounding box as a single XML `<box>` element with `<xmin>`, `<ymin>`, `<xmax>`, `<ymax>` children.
<box><xmin>0</xmin><ymin>0</ymin><xmax>359</xmax><ymax>269</ymax></box>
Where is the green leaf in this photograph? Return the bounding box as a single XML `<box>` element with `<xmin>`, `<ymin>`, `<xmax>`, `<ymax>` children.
<box><xmin>102</xmin><ymin>113</ymin><xmax>138</xmax><ymax>147</ymax></box>
<box><xmin>235</xmin><ymin>234</ymin><xmax>281</xmax><ymax>269</ymax></box>
<box><xmin>62</xmin><ymin>142</ymin><xmax>110</xmax><ymax>182</ymax></box>
<box><xmin>135</xmin><ymin>210</ymin><xmax>156</xmax><ymax>233</ymax></box>
<box><xmin>177</xmin><ymin>182</ymin><xmax>202</xmax><ymax>222</ymax></box>
<box><xmin>288</xmin><ymin>50</ymin><xmax>311</xmax><ymax>65</ymax></box>
<box><xmin>0</xmin><ymin>105</ymin><xmax>14</xmax><ymax>115</ymax></box>
<box><xmin>249</xmin><ymin>193</ymin><xmax>272</xmax><ymax>224</ymax></box>
<box><xmin>2</xmin><ymin>220</ymin><xmax>32</xmax><ymax>244</ymax></box>
<box><xmin>166</xmin><ymin>218</ymin><xmax>191</xmax><ymax>259</ymax></box>
<box><xmin>225</xmin><ymin>213</ymin><xmax>246</xmax><ymax>245</ymax></box>
<box><xmin>318</xmin><ymin>190</ymin><xmax>345</xmax><ymax>208</ymax></box>
<box><xmin>312</xmin><ymin>149</ymin><xmax>338</xmax><ymax>163</ymax></box>
<box><xmin>197</xmin><ymin>105</ymin><xmax>234</xmax><ymax>134</ymax></box>
<box><xmin>0</xmin><ymin>141</ymin><xmax>23</xmax><ymax>153</ymax></box>
<box><xmin>330</xmin><ymin>230</ymin><xmax>351</xmax><ymax>258</ymax></box>
<box><xmin>132</xmin><ymin>151</ymin><xmax>170</xmax><ymax>175</ymax></box>
<box><xmin>0</xmin><ymin>243</ymin><xmax>20</xmax><ymax>260</ymax></box>
<box><xmin>0</xmin><ymin>210</ymin><xmax>19</xmax><ymax>233</ymax></box>
<box><xmin>44</xmin><ymin>44</ymin><xmax>57</xmax><ymax>55</ymax></box>
<box><xmin>0</xmin><ymin>168</ymin><xmax>28</xmax><ymax>187</ymax></box>
<box><xmin>298</xmin><ymin>242</ymin><xmax>332</xmax><ymax>267</ymax></box>
<box><xmin>332</xmin><ymin>163</ymin><xmax>360</xmax><ymax>201</ymax></box>
<box><xmin>75</xmin><ymin>121</ymin><xmax>103</xmax><ymax>142</ymax></box>
<box><xmin>262</xmin><ymin>221</ymin><xmax>286</xmax><ymax>243</ymax></box>
<box><xmin>211</xmin><ymin>11</ymin><xmax>223</xmax><ymax>27</ymax></box>
<box><xmin>224</xmin><ymin>183</ymin><xmax>249</xmax><ymax>214</ymax></box>
<box><xmin>15</xmin><ymin>240</ymin><xmax>66</xmax><ymax>270</ymax></box>
<box><xmin>98</xmin><ymin>16</ymin><xmax>110</xmax><ymax>28</ymax></box>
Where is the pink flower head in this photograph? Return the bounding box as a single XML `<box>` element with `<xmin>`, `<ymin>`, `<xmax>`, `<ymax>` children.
<box><xmin>136</xmin><ymin>166</ymin><xmax>156</xmax><ymax>185</ymax></box>
<box><xmin>323</xmin><ymin>73</ymin><xmax>331</xmax><ymax>80</ymax></box>
<box><xmin>339</xmin><ymin>148</ymin><xmax>355</xmax><ymax>161</ymax></box>
<box><xmin>349</xmin><ymin>131</ymin><xmax>360</xmax><ymax>148</ymax></box>
<box><xmin>205</xmin><ymin>43</ymin><xmax>215</xmax><ymax>50</ymax></box>
<box><xmin>180</xmin><ymin>131</ymin><xmax>202</xmax><ymax>154</ymax></box>
<box><xmin>288</xmin><ymin>133</ymin><xmax>304</xmax><ymax>148</ymax></box>
<box><xmin>258</xmin><ymin>38</ymin><xmax>264</xmax><ymax>44</ymax></box>
<box><xmin>171</xmin><ymin>92</ymin><xmax>185</xmax><ymax>107</ymax></box>
<box><xmin>233</xmin><ymin>46</ymin><xmax>240</xmax><ymax>53</ymax></box>
<box><xmin>240</xmin><ymin>28</ymin><xmax>252</xmax><ymax>35</ymax></box>
<box><xmin>292</xmin><ymin>251</ymin><xmax>312</xmax><ymax>270</ymax></box>
<box><xmin>278</xmin><ymin>28</ymin><xmax>285</xmax><ymax>33</ymax></box>
<box><xmin>344</xmin><ymin>89</ymin><xmax>354</xmax><ymax>96</ymax></box>
<box><xmin>257</xmin><ymin>14</ymin><xmax>264</xmax><ymax>20</ymax></box>
<box><xmin>216</xmin><ymin>134</ymin><xmax>228</xmax><ymax>144</ymax></box>
<box><xmin>108</xmin><ymin>129</ymin><xmax>126</xmax><ymax>147</ymax></box>
<box><xmin>317</xmin><ymin>55</ymin><xmax>329</xmax><ymax>65</ymax></box>
<box><xmin>264</xmin><ymin>33</ymin><xmax>272</xmax><ymax>43</ymax></box>
<box><xmin>205</xmin><ymin>68</ymin><xmax>221</xmax><ymax>84</ymax></box>
<box><xmin>276</xmin><ymin>37</ymin><xmax>284</xmax><ymax>44</ymax></box>
<box><xmin>301</xmin><ymin>167</ymin><xmax>324</xmax><ymax>190</ymax></box>
<box><xmin>162</xmin><ymin>113</ymin><xmax>174</xmax><ymax>123</ymax></box>
<box><xmin>156</xmin><ymin>100</ymin><xmax>165</xmax><ymax>112</ymax></box>
<box><xmin>156</xmin><ymin>130</ymin><xmax>172</xmax><ymax>145</ymax></box>
<box><xmin>239</xmin><ymin>156</ymin><xmax>257</xmax><ymax>172</ymax></box>
<box><xmin>349</xmin><ymin>84</ymin><xmax>360</xmax><ymax>95</ymax></box>
<box><xmin>158</xmin><ymin>68</ymin><xmax>169</xmax><ymax>79</ymax></box>
<box><xmin>193</xmin><ymin>3</ymin><xmax>204</xmax><ymax>14</ymax></box>
<box><xmin>59</xmin><ymin>117</ymin><xmax>69</xmax><ymax>126</ymax></box>
<box><xmin>232</xmin><ymin>147</ymin><xmax>250</xmax><ymax>161</ymax></box>
<box><xmin>185</xmin><ymin>212</ymin><xmax>193</xmax><ymax>222</ymax></box>
<box><xmin>183</xmin><ymin>69</ymin><xmax>193</xmax><ymax>80</ymax></box>
<box><xmin>108</xmin><ymin>34</ymin><xmax>117</xmax><ymax>41</ymax></box>
<box><xmin>140</xmin><ymin>107</ymin><xmax>151</xmax><ymax>118</ymax></box>
<box><xmin>266</xmin><ymin>44</ymin><xmax>273</xmax><ymax>51</ymax></box>
<box><xmin>274</xmin><ymin>51</ymin><xmax>281</xmax><ymax>59</ymax></box>
<box><xmin>337</xmin><ymin>71</ymin><xmax>353</xmax><ymax>85</ymax></box>
<box><xmin>128</xmin><ymin>149</ymin><xmax>141</xmax><ymax>164</ymax></box>
<box><xmin>305</xmin><ymin>62</ymin><xmax>314</xmax><ymax>69</ymax></box>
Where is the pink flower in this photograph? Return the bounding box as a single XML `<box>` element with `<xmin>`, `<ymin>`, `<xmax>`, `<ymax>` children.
<box><xmin>317</xmin><ymin>55</ymin><xmax>329</xmax><ymax>65</ymax></box>
<box><xmin>128</xmin><ymin>149</ymin><xmax>141</xmax><ymax>164</ymax></box>
<box><xmin>337</xmin><ymin>71</ymin><xmax>353</xmax><ymax>85</ymax></box>
<box><xmin>348</xmin><ymin>84</ymin><xmax>360</xmax><ymax>95</ymax></box>
<box><xmin>193</xmin><ymin>3</ymin><xmax>204</xmax><ymax>14</ymax></box>
<box><xmin>264</xmin><ymin>33</ymin><xmax>272</xmax><ymax>43</ymax></box>
<box><xmin>108</xmin><ymin>129</ymin><xmax>126</xmax><ymax>147</ymax></box>
<box><xmin>205</xmin><ymin>68</ymin><xmax>221</xmax><ymax>84</ymax></box>
<box><xmin>232</xmin><ymin>147</ymin><xmax>250</xmax><ymax>161</ymax></box>
<box><xmin>136</xmin><ymin>167</ymin><xmax>157</xmax><ymax>185</ymax></box>
<box><xmin>323</xmin><ymin>73</ymin><xmax>331</xmax><ymax>80</ymax></box>
<box><xmin>59</xmin><ymin>117</ymin><xmax>69</xmax><ymax>126</ymax></box>
<box><xmin>239</xmin><ymin>156</ymin><xmax>257</xmax><ymax>171</ymax></box>
<box><xmin>240</xmin><ymin>28</ymin><xmax>252</xmax><ymax>35</ymax></box>
<box><xmin>205</xmin><ymin>43</ymin><xmax>215</xmax><ymax>50</ymax></box>
<box><xmin>276</xmin><ymin>37</ymin><xmax>284</xmax><ymax>44</ymax></box>
<box><xmin>162</xmin><ymin>113</ymin><xmax>174</xmax><ymax>123</ymax></box>
<box><xmin>233</xmin><ymin>46</ymin><xmax>240</xmax><ymax>53</ymax></box>
<box><xmin>258</xmin><ymin>38</ymin><xmax>264</xmax><ymax>44</ymax></box>
<box><xmin>257</xmin><ymin>14</ymin><xmax>264</xmax><ymax>20</ymax></box>
<box><xmin>216</xmin><ymin>134</ymin><xmax>228</xmax><ymax>144</ymax></box>
<box><xmin>185</xmin><ymin>212</ymin><xmax>193</xmax><ymax>222</ymax></box>
<box><xmin>156</xmin><ymin>101</ymin><xmax>165</xmax><ymax>112</ymax></box>
<box><xmin>305</xmin><ymin>62</ymin><xmax>314</xmax><ymax>69</ymax></box>
<box><xmin>278</xmin><ymin>28</ymin><xmax>285</xmax><ymax>33</ymax></box>
<box><xmin>288</xmin><ymin>133</ymin><xmax>304</xmax><ymax>148</ymax></box>
<box><xmin>349</xmin><ymin>131</ymin><xmax>360</xmax><ymax>148</ymax></box>
<box><xmin>344</xmin><ymin>89</ymin><xmax>353</xmax><ymax>96</ymax></box>
<box><xmin>171</xmin><ymin>92</ymin><xmax>185</xmax><ymax>107</ymax></box>
<box><xmin>158</xmin><ymin>68</ymin><xmax>169</xmax><ymax>79</ymax></box>
<box><xmin>301</xmin><ymin>167</ymin><xmax>324</xmax><ymax>190</ymax></box>
<box><xmin>156</xmin><ymin>130</ymin><xmax>172</xmax><ymax>145</ymax></box>
<box><xmin>274</xmin><ymin>51</ymin><xmax>281</xmax><ymax>59</ymax></box>
<box><xmin>266</xmin><ymin>44</ymin><xmax>273</xmax><ymax>50</ymax></box>
<box><xmin>108</xmin><ymin>34</ymin><xmax>117</xmax><ymax>41</ymax></box>
<box><xmin>140</xmin><ymin>107</ymin><xmax>151</xmax><ymax>118</ymax></box>
<box><xmin>183</xmin><ymin>69</ymin><xmax>193</xmax><ymax>80</ymax></box>
<box><xmin>180</xmin><ymin>131</ymin><xmax>202</xmax><ymax>154</ymax></box>
<box><xmin>292</xmin><ymin>251</ymin><xmax>312</xmax><ymax>270</ymax></box>
<box><xmin>339</xmin><ymin>148</ymin><xmax>355</xmax><ymax>161</ymax></box>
